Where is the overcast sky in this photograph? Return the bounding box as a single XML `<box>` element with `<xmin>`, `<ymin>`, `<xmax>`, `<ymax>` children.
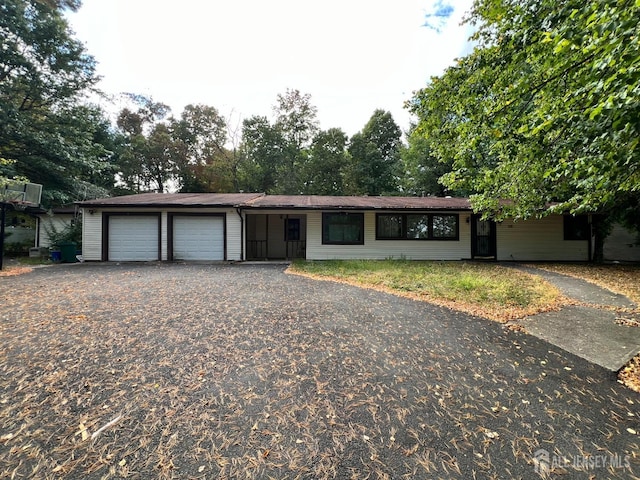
<box><xmin>67</xmin><ymin>0</ymin><xmax>474</xmax><ymax>137</ymax></box>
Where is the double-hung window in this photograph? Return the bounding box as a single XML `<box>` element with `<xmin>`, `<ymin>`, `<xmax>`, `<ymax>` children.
<box><xmin>376</xmin><ymin>213</ymin><xmax>459</xmax><ymax>240</ymax></box>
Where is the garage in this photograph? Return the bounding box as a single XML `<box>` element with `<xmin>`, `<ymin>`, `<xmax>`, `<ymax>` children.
<box><xmin>108</xmin><ymin>215</ymin><xmax>160</xmax><ymax>261</ymax></box>
<box><xmin>171</xmin><ymin>215</ymin><xmax>225</xmax><ymax>261</ymax></box>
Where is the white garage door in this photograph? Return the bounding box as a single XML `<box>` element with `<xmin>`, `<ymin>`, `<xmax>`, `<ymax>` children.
<box><xmin>108</xmin><ymin>216</ymin><xmax>159</xmax><ymax>261</ymax></box>
<box><xmin>173</xmin><ymin>216</ymin><xmax>224</xmax><ymax>260</ymax></box>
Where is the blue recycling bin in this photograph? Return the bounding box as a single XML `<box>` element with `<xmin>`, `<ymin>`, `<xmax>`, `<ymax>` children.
<box><xmin>51</xmin><ymin>249</ymin><xmax>62</xmax><ymax>262</ymax></box>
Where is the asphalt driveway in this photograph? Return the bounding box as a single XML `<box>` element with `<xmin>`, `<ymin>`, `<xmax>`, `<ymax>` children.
<box><xmin>1</xmin><ymin>263</ymin><xmax>638</xmax><ymax>479</ymax></box>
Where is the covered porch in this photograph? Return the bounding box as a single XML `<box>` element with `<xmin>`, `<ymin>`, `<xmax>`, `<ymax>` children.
<box><xmin>246</xmin><ymin>213</ymin><xmax>307</xmax><ymax>260</ymax></box>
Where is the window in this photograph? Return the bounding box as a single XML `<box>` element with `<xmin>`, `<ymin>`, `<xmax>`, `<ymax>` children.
<box><xmin>376</xmin><ymin>213</ymin><xmax>459</xmax><ymax>240</ymax></box>
<box><xmin>285</xmin><ymin>218</ymin><xmax>300</xmax><ymax>241</ymax></box>
<box><xmin>564</xmin><ymin>215</ymin><xmax>590</xmax><ymax>240</ymax></box>
<box><xmin>322</xmin><ymin>213</ymin><xmax>364</xmax><ymax>245</ymax></box>
<box><xmin>377</xmin><ymin>214</ymin><xmax>403</xmax><ymax>239</ymax></box>
<box><xmin>432</xmin><ymin>215</ymin><xmax>458</xmax><ymax>239</ymax></box>
<box><xmin>406</xmin><ymin>215</ymin><xmax>430</xmax><ymax>239</ymax></box>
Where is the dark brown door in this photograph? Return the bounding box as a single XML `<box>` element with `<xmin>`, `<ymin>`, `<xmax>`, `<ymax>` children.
<box><xmin>471</xmin><ymin>215</ymin><xmax>496</xmax><ymax>259</ymax></box>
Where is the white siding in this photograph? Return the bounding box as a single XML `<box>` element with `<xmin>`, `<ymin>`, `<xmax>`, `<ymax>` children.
<box><xmin>496</xmin><ymin>216</ymin><xmax>589</xmax><ymax>261</ymax></box>
<box><xmin>306</xmin><ymin>211</ymin><xmax>472</xmax><ymax>260</ymax></box>
<box><xmin>173</xmin><ymin>216</ymin><xmax>224</xmax><ymax>260</ymax></box>
<box><xmin>108</xmin><ymin>216</ymin><xmax>159</xmax><ymax>261</ymax></box>
<box><xmin>161</xmin><ymin>209</ymin><xmax>239</xmax><ymax>261</ymax></box>
<box><xmin>38</xmin><ymin>214</ymin><xmax>74</xmax><ymax>247</ymax></box>
<box><xmin>161</xmin><ymin>212</ymin><xmax>168</xmax><ymax>260</ymax></box>
<box><xmin>82</xmin><ymin>210</ymin><xmax>102</xmax><ymax>261</ymax></box>
<box><xmin>82</xmin><ymin>207</ymin><xmax>242</xmax><ymax>262</ymax></box>
<box><xmin>226</xmin><ymin>210</ymin><xmax>242</xmax><ymax>260</ymax></box>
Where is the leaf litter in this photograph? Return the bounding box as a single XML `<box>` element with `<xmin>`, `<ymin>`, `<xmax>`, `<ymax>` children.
<box><xmin>0</xmin><ymin>263</ymin><xmax>638</xmax><ymax>478</ymax></box>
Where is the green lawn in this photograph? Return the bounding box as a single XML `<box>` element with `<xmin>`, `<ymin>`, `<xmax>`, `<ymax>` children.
<box><xmin>289</xmin><ymin>260</ymin><xmax>562</xmax><ymax>321</ymax></box>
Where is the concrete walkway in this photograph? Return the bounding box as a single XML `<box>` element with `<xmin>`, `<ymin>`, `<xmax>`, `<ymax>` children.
<box><xmin>514</xmin><ymin>265</ymin><xmax>640</xmax><ymax>372</ymax></box>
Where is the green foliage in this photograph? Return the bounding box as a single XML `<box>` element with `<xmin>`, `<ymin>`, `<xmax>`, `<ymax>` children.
<box><xmin>238</xmin><ymin>115</ymin><xmax>284</xmax><ymax>193</ymax></box>
<box><xmin>173</xmin><ymin>104</ymin><xmax>235</xmax><ymax>192</ymax></box>
<box><xmin>272</xmin><ymin>89</ymin><xmax>319</xmax><ymax>194</ymax></box>
<box><xmin>301</xmin><ymin>128</ymin><xmax>348</xmax><ymax>195</ymax></box>
<box><xmin>0</xmin><ymin>0</ymin><xmax>117</xmax><ymax>205</ymax></box>
<box><xmin>408</xmin><ymin>0</ymin><xmax>640</xmax><ymax>225</ymax></box>
<box><xmin>115</xmin><ymin>97</ymin><xmax>174</xmax><ymax>193</ymax></box>
<box><xmin>43</xmin><ymin>213</ymin><xmax>82</xmax><ymax>247</ymax></box>
<box><xmin>237</xmin><ymin>90</ymin><xmax>321</xmax><ymax>194</ymax></box>
<box><xmin>400</xmin><ymin>125</ymin><xmax>455</xmax><ymax>196</ymax></box>
<box><xmin>345</xmin><ymin>110</ymin><xmax>402</xmax><ymax>195</ymax></box>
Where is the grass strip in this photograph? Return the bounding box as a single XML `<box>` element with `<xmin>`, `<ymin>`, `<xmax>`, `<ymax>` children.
<box><xmin>289</xmin><ymin>259</ymin><xmax>562</xmax><ymax>322</ymax></box>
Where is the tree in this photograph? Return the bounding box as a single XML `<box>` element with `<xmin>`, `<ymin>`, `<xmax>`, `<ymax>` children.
<box><xmin>302</xmin><ymin>128</ymin><xmax>348</xmax><ymax>195</ymax></box>
<box><xmin>115</xmin><ymin>96</ymin><xmax>176</xmax><ymax>193</ymax></box>
<box><xmin>400</xmin><ymin>125</ymin><xmax>453</xmax><ymax>197</ymax></box>
<box><xmin>171</xmin><ymin>104</ymin><xmax>230</xmax><ymax>192</ymax></box>
<box><xmin>408</xmin><ymin>0</ymin><xmax>640</xmax><ymax>258</ymax></box>
<box><xmin>238</xmin><ymin>116</ymin><xmax>284</xmax><ymax>193</ymax></box>
<box><xmin>0</xmin><ymin>0</ymin><xmax>117</xmax><ymax>205</ymax></box>
<box><xmin>237</xmin><ymin>90</ymin><xmax>320</xmax><ymax>194</ymax></box>
<box><xmin>345</xmin><ymin>110</ymin><xmax>401</xmax><ymax>195</ymax></box>
<box><xmin>272</xmin><ymin>89</ymin><xmax>319</xmax><ymax>194</ymax></box>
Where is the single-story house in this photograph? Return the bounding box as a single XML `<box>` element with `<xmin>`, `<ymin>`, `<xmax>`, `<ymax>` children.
<box><xmin>76</xmin><ymin>193</ymin><xmax>594</xmax><ymax>262</ymax></box>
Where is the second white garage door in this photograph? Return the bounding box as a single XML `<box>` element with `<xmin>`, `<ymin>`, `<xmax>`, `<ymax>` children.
<box><xmin>173</xmin><ymin>216</ymin><xmax>225</xmax><ymax>260</ymax></box>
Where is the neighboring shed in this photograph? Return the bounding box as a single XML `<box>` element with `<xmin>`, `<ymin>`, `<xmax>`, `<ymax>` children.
<box><xmin>37</xmin><ymin>206</ymin><xmax>79</xmax><ymax>248</ymax></box>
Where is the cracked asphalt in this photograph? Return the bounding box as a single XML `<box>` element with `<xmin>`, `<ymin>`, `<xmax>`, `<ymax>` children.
<box><xmin>0</xmin><ymin>263</ymin><xmax>638</xmax><ymax>479</ymax></box>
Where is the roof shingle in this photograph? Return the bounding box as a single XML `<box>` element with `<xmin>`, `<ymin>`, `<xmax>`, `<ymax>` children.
<box><xmin>77</xmin><ymin>193</ymin><xmax>472</xmax><ymax>211</ymax></box>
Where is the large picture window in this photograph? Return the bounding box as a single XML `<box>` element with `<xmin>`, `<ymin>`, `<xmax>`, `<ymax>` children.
<box><xmin>376</xmin><ymin>213</ymin><xmax>459</xmax><ymax>240</ymax></box>
<box><xmin>322</xmin><ymin>213</ymin><xmax>364</xmax><ymax>245</ymax></box>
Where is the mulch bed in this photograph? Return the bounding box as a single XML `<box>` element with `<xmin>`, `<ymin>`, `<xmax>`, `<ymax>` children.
<box><xmin>1</xmin><ymin>263</ymin><xmax>639</xmax><ymax>479</ymax></box>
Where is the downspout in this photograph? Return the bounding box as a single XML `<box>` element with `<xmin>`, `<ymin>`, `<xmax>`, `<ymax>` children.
<box><xmin>34</xmin><ymin>214</ymin><xmax>40</xmax><ymax>248</ymax></box>
<box><xmin>236</xmin><ymin>207</ymin><xmax>244</xmax><ymax>261</ymax></box>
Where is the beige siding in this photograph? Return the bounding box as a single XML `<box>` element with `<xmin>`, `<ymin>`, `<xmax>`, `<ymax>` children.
<box><xmin>496</xmin><ymin>216</ymin><xmax>588</xmax><ymax>261</ymax></box>
<box><xmin>306</xmin><ymin>211</ymin><xmax>472</xmax><ymax>260</ymax></box>
<box><xmin>82</xmin><ymin>210</ymin><xmax>102</xmax><ymax>260</ymax></box>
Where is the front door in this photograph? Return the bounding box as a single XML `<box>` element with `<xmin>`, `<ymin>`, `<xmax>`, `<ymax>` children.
<box><xmin>471</xmin><ymin>215</ymin><xmax>496</xmax><ymax>259</ymax></box>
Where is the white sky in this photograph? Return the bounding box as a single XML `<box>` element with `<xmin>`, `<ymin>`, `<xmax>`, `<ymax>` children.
<box><xmin>67</xmin><ymin>0</ymin><xmax>474</xmax><ymax>137</ymax></box>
